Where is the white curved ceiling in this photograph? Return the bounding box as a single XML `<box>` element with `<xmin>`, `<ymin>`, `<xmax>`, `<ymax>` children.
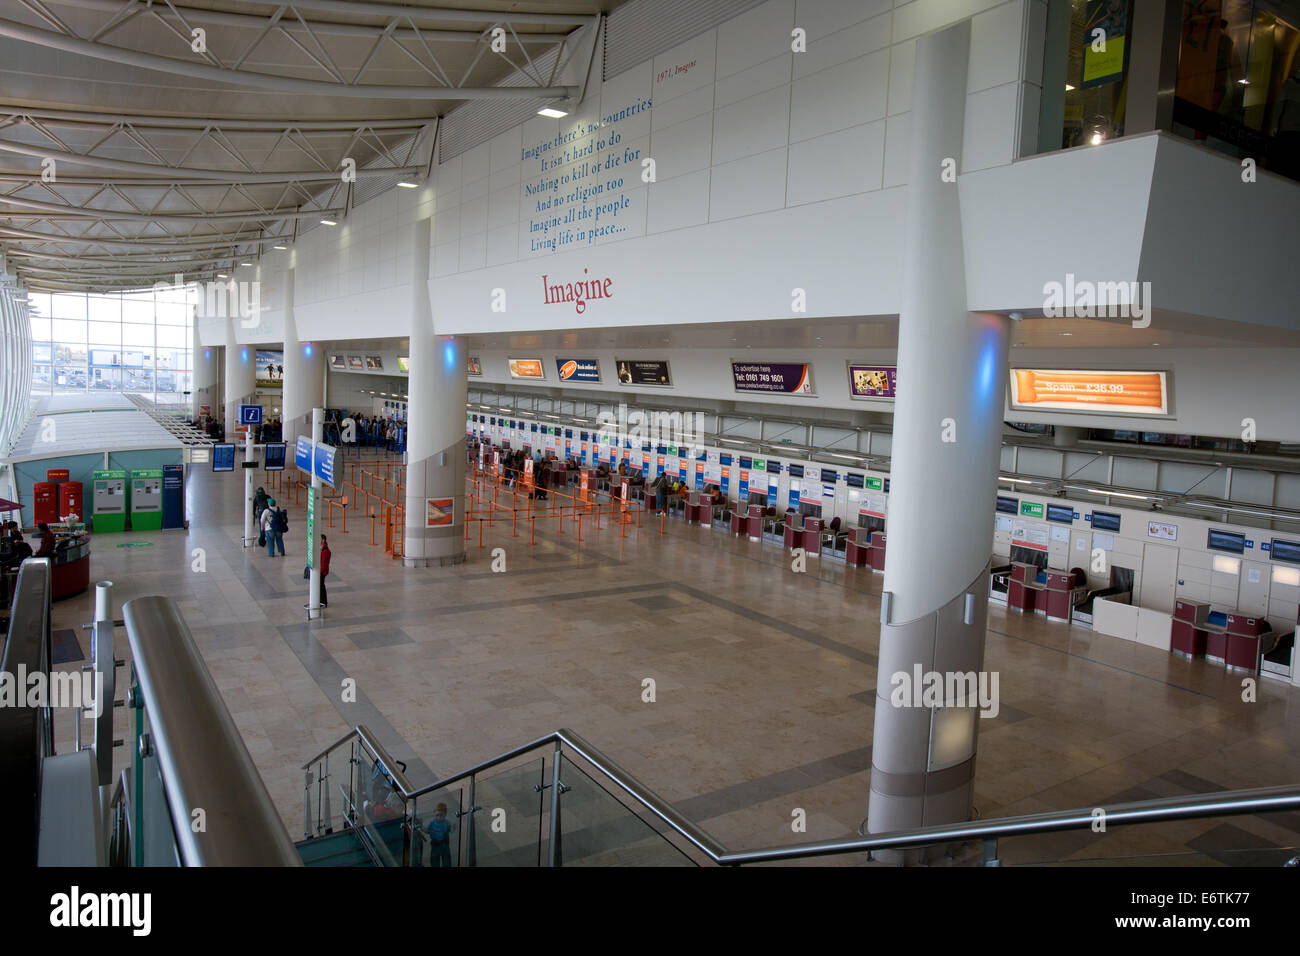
<box><xmin>0</xmin><ymin>0</ymin><xmax>620</xmax><ymax>292</ymax></box>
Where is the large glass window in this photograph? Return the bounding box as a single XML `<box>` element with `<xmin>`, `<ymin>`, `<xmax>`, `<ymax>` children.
<box><xmin>1173</xmin><ymin>1</ymin><xmax>1300</xmax><ymax>180</ymax></box>
<box><xmin>27</xmin><ymin>288</ymin><xmax>193</xmax><ymax>404</ymax></box>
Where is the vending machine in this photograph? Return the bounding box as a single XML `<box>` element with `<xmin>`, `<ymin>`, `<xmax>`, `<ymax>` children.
<box><xmin>129</xmin><ymin>468</ymin><xmax>164</xmax><ymax>531</ymax></box>
<box><xmin>91</xmin><ymin>469</ymin><xmax>128</xmax><ymax>533</ymax></box>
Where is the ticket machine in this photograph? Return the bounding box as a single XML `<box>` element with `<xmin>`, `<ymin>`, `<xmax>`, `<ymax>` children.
<box><xmin>91</xmin><ymin>468</ymin><xmax>127</xmax><ymax>533</ymax></box>
<box><xmin>130</xmin><ymin>468</ymin><xmax>164</xmax><ymax>531</ymax></box>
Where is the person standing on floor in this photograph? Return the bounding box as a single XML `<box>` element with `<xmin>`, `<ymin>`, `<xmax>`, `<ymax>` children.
<box><xmin>318</xmin><ymin>535</ymin><xmax>331</xmax><ymax>607</ymax></box>
<box><xmin>261</xmin><ymin>497</ymin><xmax>285</xmax><ymax>556</ymax></box>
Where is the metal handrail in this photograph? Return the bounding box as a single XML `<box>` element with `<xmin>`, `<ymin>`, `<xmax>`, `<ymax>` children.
<box><xmin>124</xmin><ymin>596</ymin><xmax>302</xmax><ymax>866</ymax></box>
<box><xmin>304</xmin><ymin>724</ymin><xmax>1300</xmax><ymax>865</ymax></box>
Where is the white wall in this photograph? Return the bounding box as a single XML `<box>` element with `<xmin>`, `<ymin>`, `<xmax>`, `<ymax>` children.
<box><xmin>428</xmin><ymin>0</ymin><xmax>1033</xmax><ymax>334</ymax></box>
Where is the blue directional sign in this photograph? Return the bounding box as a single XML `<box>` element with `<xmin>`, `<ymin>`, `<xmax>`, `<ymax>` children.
<box><xmin>239</xmin><ymin>404</ymin><xmax>263</xmax><ymax>426</ymax></box>
<box><xmin>295</xmin><ymin>436</ymin><xmax>314</xmax><ymax>473</ymax></box>
<box><xmin>313</xmin><ymin>443</ymin><xmax>337</xmax><ymax>486</ymax></box>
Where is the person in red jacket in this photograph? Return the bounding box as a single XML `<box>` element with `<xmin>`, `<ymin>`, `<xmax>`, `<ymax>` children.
<box><xmin>318</xmin><ymin>535</ymin><xmax>331</xmax><ymax>607</ymax></box>
<box><xmin>35</xmin><ymin>523</ymin><xmax>57</xmax><ymax>558</ymax></box>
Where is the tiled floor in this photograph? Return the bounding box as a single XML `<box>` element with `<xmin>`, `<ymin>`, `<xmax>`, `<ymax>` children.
<box><xmin>46</xmin><ymin>455</ymin><xmax>1300</xmax><ymax>865</ymax></box>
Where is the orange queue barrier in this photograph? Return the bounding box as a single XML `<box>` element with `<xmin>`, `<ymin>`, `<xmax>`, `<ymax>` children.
<box><xmin>327</xmin><ymin>498</ymin><xmax>347</xmax><ymax>533</ymax></box>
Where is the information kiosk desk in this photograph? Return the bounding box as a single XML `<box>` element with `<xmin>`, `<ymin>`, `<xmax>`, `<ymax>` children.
<box><xmin>49</xmin><ymin>534</ymin><xmax>91</xmax><ymax>601</ymax></box>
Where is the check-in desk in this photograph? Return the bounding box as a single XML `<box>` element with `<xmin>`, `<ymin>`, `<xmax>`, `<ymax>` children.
<box><xmin>684</xmin><ymin>492</ymin><xmax>702</xmax><ymax>524</ymax></box>
<box><xmin>801</xmin><ymin>517</ymin><xmax>822</xmax><ymax>558</ymax></box>
<box><xmin>730</xmin><ymin>505</ymin><xmax>764</xmax><ymax>540</ymax></box>
<box><xmin>1202</xmin><ymin>610</ymin><xmax>1232</xmax><ymax>664</ymax></box>
<box><xmin>844</xmin><ymin>528</ymin><xmax>871</xmax><ymax>567</ymax></box>
<box><xmin>1171</xmin><ymin>599</ymin><xmax>1210</xmax><ymax>658</ymax></box>
<box><xmin>783</xmin><ymin>513</ymin><xmax>802</xmax><ymax>550</ymax></box>
<box><xmin>1042</xmin><ymin>570</ymin><xmax>1085</xmax><ymax>623</ymax></box>
<box><xmin>866</xmin><ymin>532</ymin><xmax>887</xmax><ymax>573</ymax></box>
<box><xmin>1007</xmin><ymin>563</ymin><xmax>1045</xmax><ymax>613</ymax></box>
<box><xmin>1225</xmin><ymin>613</ymin><xmax>1269</xmax><ymax>673</ymax></box>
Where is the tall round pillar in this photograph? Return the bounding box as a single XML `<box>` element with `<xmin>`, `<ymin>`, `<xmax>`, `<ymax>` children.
<box><xmin>867</xmin><ymin>20</ymin><xmax>1010</xmax><ymax>849</ymax></box>
<box><xmin>404</xmin><ymin>218</ymin><xmax>466</xmax><ymax>566</ymax></box>
<box><xmin>191</xmin><ymin>306</ymin><xmax>220</xmax><ymax>421</ymax></box>
<box><xmin>281</xmin><ymin>269</ymin><xmax>325</xmax><ymax>449</ymax></box>
<box><xmin>223</xmin><ymin>319</ymin><xmax>255</xmax><ymax>442</ymax></box>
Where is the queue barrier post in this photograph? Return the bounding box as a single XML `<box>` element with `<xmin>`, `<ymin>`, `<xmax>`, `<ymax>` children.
<box><xmin>369</xmin><ymin>513</ymin><xmax>377</xmax><ymax>547</ymax></box>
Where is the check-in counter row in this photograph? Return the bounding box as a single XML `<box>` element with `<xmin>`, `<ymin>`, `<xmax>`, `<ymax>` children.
<box><xmin>1171</xmin><ymin>599</ymin><xmax>1274</xmax><ymax>672</ymax></box>
<box><xmin>1006</xmin><ymin>563</ymin><xmax>1089</xmax><ymax>623</ymax></box>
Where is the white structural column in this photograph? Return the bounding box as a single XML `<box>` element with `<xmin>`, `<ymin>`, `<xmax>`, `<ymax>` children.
<box><xmin>281</xmin><ymin>268</ymin><xmax>325</xmax><ymax>449</ymax></box>
<box><xmin>404</xmin><ymin>218</ymin><xmax>466</xmax><ymax>567</ymax></box>
<box><xmin>222</xmin><ymin>318</ymin><xmax>255</xmax><ymax>442</ymax></box>
<box><xmin>867</xmin><ymin>20</ymin><xmax>1010</xmax><ymax>847</ymax></box>
<box><xmin>191</xmin><ymin>307</ymin><xmax>220</xmax><ymax>421</ymax></box>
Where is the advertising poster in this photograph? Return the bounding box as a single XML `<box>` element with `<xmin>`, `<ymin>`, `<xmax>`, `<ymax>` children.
<box><xmin>425</xmin><ymin>497</ymin><xmax>454</xmax><ymax>527</ymax></box>
<box><xmin>732</xmin><ymin>362</ymin><xmax>814</xmax><ymax>395</ymax></box>
<box><xmin>467</xmin><ymin>356</ymin><xmax>481</xmax><ymax>375</ymax></box>
<box><xmin>508</xmin><ymin>358</ymin><xmax>545</xmax><ymax>379</ymax></box>
<box><xmin>848</xmin><ymin>365</ymin><xmax>897</xmax><ymax>400</ymax></box>
<box><xmin>615</xmin><ymin>359</ymin><xmax>671</xmax><ymax>386</ymax></box>
<box><xmin>255</xmin><ymin>350</ymin><xmax>284</xmax><ymax>387</ymax></box>
<box><xmin>1012</xmin><ymin>521</ymin><xmax>1050</xmax><ymax>551</ymax></box>
<box><xmin>330</xmin><ymin>355</ymin><xmax>346</xmax><ymax>370</ymax></box>
<box><xmin>366</xmin><ymin>356</ymin><xmax>383</xmax><ymax>370</ymax></box>
<box><xmin>556</xmin><ymin>358</ymin><xmax>601</xmax><ymax>383</ymax></box>
<box><xmin>348</xmin><ymin>355</ymin><xmax>363</xmax><ymax>369</ymax></box>
<box><xmin>1008</xmin><ymin>369</ymin><xmax>1168</xmax><ymax>415</ymax></box>
<box><xmin>1082</xmin><ymin>0</ymin><xmax>1127</xmax><ymax>89</ymax></box>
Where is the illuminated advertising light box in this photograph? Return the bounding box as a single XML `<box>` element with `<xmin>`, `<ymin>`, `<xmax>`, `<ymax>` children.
<box><xmin>732</xmin><ymin>361</ymin><xmax>814</xmax><ymax>395</ymax></box>
<box><xmin>255</xmin><ymin>350</ymin><xmax>284</xmax><ymax>387</ymax></box>
<box><xmin>466</xmin><ymin>356</ymin><xmax>481</xmax><ymax>375</ymax></box>
<box><xmin>330</xmin><ymin>355</ymin><xmax>345</xmax><ymax>370</ymax></box>
<box><xmin>556</xmin><ymin>358</ymin><xmax>600</xmax><ymax>383</ymax></box>
<box><xmin>847</xmin><ymin>364</ymin><xmax>897</xmax><ymax>399</ymax></box>
<box><xmin>508</xmin><ymin>358</ymin><xmax>545</xmax><ymax>379</ymax></box>
<box><xmin>1008</xmin><ymin>369</ymin><xmax>1168</xmax><ymax>415</ymax></box>
<box><xmin>396</xmin><ymin>356</ymin><xmax>409</xmax><ymax>372</ymax></box>
<box><xmin>614</xmin><ymin>359</ymin><xmax>671</xmax><ymax>386</ymax></box>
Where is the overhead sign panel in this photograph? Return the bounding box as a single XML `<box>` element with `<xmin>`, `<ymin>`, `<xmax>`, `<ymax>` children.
<box><xmin>295</xmin><ymin>436</ymin><xmax>314</xmax><ymax>473</ymax></box>
<box><xmin>1008</xmin><ymin>369</ymin><xmax>1168</xmax><ymax>416</ymax></box>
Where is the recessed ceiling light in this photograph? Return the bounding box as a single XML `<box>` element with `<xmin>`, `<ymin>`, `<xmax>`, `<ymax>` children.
<box><xmin>273</xmin><ymin>244</ymin><xmax>287</xmax><ymax>250</ymax></box>
<box><xmin>538</xmin><ymin>107</ymin><xmax>568</xmax><ymax>118</ymax></box>
<box><xmin>241</xmin><ymin>262</ymin><xmax>251</xmax><ymax>267</ymax></box>
<box><xmin>397</xmin><ymin>181</ymin><xmax>419</xmax><ymax>188</ymax></box>
<box><xmin>217</xmin><ymin>273</ymin><xmax>228</xmax><ymax>278</ymax></box>
<box><xmin>320</xmin><ymin>219</ymin><xmax>337</xmax><ymax>226</ymax></box>
<box><xmin>1060</xmin><ymin>332</ymin><xmax>1072</xmax><ymax>336</ymax></box>
<box><xmin>1090</xmin><ymin>132</ymin><xmax>1103</xmax><ymax>145</ymax></box>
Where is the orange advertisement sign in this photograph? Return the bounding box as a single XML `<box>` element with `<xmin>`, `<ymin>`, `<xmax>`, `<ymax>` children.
<box><xmin>1009</xmin><ymin>369</ymin><xmax>1167</xmax><ymax>416</ymax></box>
<box><xmin>508</xmin><ymin>358</ymin><xmax>545</xmax><ymax>379</ymax></box>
